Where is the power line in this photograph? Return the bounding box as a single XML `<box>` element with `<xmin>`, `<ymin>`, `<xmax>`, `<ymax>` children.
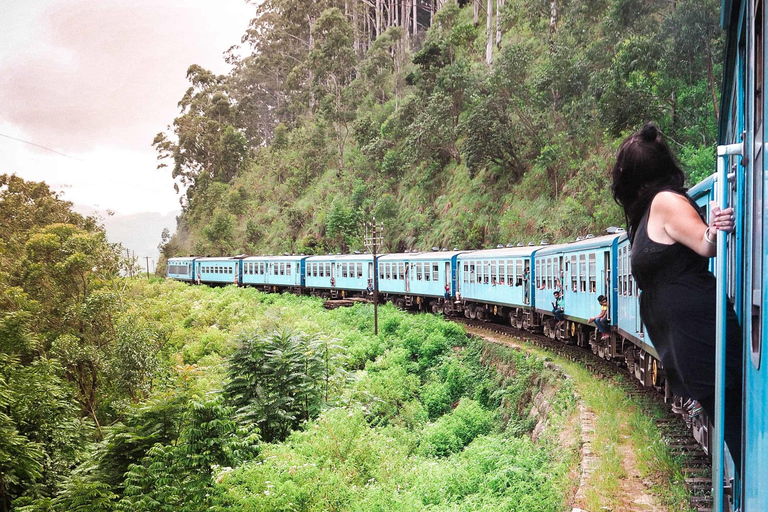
<box><xmin>0</xmin><ymin>132</ymin><xmax>84</xmax><ymax>161</ymax></box>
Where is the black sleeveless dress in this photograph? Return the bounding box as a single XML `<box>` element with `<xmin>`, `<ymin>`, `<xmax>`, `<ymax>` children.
<box><xmin>630</xmin><ymin>193</ymin><xmax>743</xmax><ymax>466</ymax></box>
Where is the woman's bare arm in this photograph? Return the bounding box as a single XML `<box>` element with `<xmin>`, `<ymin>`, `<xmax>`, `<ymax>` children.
<box><xmin>648</xmin><ymin>191</ymin><xmax>734</xmax><ymax>258</ymax></box>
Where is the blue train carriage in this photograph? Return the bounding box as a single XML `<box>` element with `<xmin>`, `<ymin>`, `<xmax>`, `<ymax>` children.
<box><xmin>305</xmin><ymin>254</ymin><xmax>373</xmax><ymax>299</ymax></box>
<box><xmin>166</xmin><ymin>257</ymin><xmax>197</xmax><ymax>282</ymax></box>
<box><xmin>379</xmin><ymin>250</ymin><xmax>465</xmax><ymax>313</ymax></box>
<box><xmin>533</xmin><ymin>234</ymin><xmax>622</xmax><ymax>353</ymax></box>
<box><xmin>614</xmin><ymin>233</ymin><xmax>666</xmax><ymax>391</ymax></box>
<box><xmin>241</xmin><ymin>255</ymin><xmax>307</xmax><ymax>292</ymax></box>
<box><xmin>456</xmin><ymin>245</ymin><xmax>537</xmax><ymax>327</ymax></box>
<box><xmin>716</xmin><ymin>0</ymin><xmax>767</xmax><ymax>504</ymax></box>
<box><xmin>195</xmin><ymin>257</ymin><xmax>240</xmax><ymax>286</ymax></box>
<box><xmin>377</xmin><ymin>252</ymin><xmax>414</xmax><ymax>308</ymax></box>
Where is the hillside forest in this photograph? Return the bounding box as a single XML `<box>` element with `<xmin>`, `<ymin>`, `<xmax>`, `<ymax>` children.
<box><xmin>156</xmin><ymin>0</ymin><xmax>722</xmax><ymax>263</ymax></box>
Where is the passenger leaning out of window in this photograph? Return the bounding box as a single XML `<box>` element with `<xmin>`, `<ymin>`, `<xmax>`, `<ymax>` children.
<box><xmin>611</xmin><ymin>122</ymin><xmax>743</xmax><ymax>470</ymax></box>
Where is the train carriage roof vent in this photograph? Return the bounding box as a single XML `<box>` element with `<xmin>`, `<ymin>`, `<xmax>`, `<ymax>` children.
<box><xmin>432</xmin><ymin>247</ymin><xmax>439</xmax><ymax>251</ymax></box>
<box><xmin>575</xmin><ymin>236</ymin><xmax>584</xmax><ymax>241</ymax></box>
<box><xmin>441</xmin><ymin>248</ymin><xmax>448</xmax><ymax>251</ymax></box>
<box><xmin>354</xmin><ymin>250</ymin><xmax>361</xmax><ymax>254</ymax></box>
<box><xmin>506</xmin><ymin>243</ymin><xmax>514</xmax><ymax>248</ymax></box>
<box><xmin>528</xmin><ymin>242</ymin><xmax>535</xmax><ymax>246</ymax></box>
<box><xmin>496</xmin><ymin>244</ymin><xmax>504</xmax><ymax>248</ymax></box>
<box><xmin>605</xmin><ymin>226</ymin><xmax>626</xmax><ymax>234</ymax></box>
<box><xmin>517</xmin><ymin>243</ymin><xmax>524</xmax><ymax>247</ymax></box>
<box><xmin>585</xmin><ymin>234</ymin><xmax>595</xmax><ymax>239</ymax></box>
<box><xmin>452</xmin><ymin>247</ymin><xmax>459</xmax><ymax>251</ymax></box>
<box><xmin>540</xmin><ymin>240</ymin><xmax>549</xmax><ymax>245</ymax></box>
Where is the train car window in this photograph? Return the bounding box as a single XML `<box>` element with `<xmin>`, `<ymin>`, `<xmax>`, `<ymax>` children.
<box><xmin>570</xmin><ymin>255</ymin><xmax>578</xmax><ymax>292</ymax></box>
<box><xmin>399</xmin><ymin>263</ymin><xmax>405</xmax><ymax>280</ymax></box>
<box><xmin>491</xmin><ymin>262</ymin><xmax>497</xmax><ymax>284</ymax></box>
<box><xmin>357</xmin><ymin>263</ymin><xmax>363</xmax><ymax>278</ymax></box>
<box><xmin>414</xmin><ymin>263</ymin><xmax>421</xmax><ymax>280</ymax></box>
<box><xmin>464</xmin><ymin>263</ymin><xmax>469</xmax><ymax>283</ymax></box>
<box><xmin>516</xmin><ymin>260</ymin><xmax>523</xmax><ymax>286</ymax></box>
<box><xmin>547</xmin><ymin>259</ymin><xmax>553</xmax><ymax>288</ymax></box>
<box><xmin>380</xmin><ymin>264</ymin><xmax>384</xmax><ymax>280</ymax></box>
<box><xmin>589</xmin><ymin>254</ymin><xmax>597</xmax><ymax>293</ymax></box>
<box><xmin>751</xmin><ymin>0</ymin><xmax>765</xmax><ymax>368</ymax></box>
<box><xmin>425</xmin><ymin>262</ymin><xmax>431</xmax><ymax>281</ymax></box>
<box><xmin>579</xmin><ymin>255</ymin><xmax>587</xmax><ymax>292</ymax></box>
<box><xmin>476</xmin><ymin>262</ymin><xmax>482</xmax><ymax>283</ymax></box>
<box><xmin>287</xmin><ymin>263</ymin><xmax>292</xmax><ymax>276</ymax></box>
<box><xmin>535</xmin><ymin>259</ymin><xmax>542</xmax><ymax>289</ymax></box>
<box><xmin>433</xmin><ymin>263</ymin><xmax>439</xmax><ymax>282</ymax></box>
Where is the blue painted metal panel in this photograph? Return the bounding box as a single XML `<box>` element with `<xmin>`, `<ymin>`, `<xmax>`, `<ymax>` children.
<box><xmin>305</xmin><ymin>255</ymin><xmax>373</xmax><ymax>292</ymax></box>
<box><xmin>241</xmin><ymin>256</ymin><xmax>306</xmax><ymax>287</ymax></box>
<box><xmin>166</xmin><ymin>257</ymin><xmax>196</xmax><ymax>281</ymax></box>
<box><xmin>457</xmin><ymin>247</ymin><xmax>537</xmax><ymax>308</ymax></box>
<box><xmin>196</xmin><ymin>257</ymin><xmax>239</xmax><ymax>285</ymax></box>
<box><xmin>397</xmin><ymin>251</ymin><xmax>465</xmax><ymax>298</ymax></box>
<box><xmin>377</xmin><ymin>253</ymin><xmax>414</xmax><ymax>295</ymax></box>
<box><xmin>534</xmin><ymin>235</ymin><xmax>620</xmax><ymax>324</ymax></box>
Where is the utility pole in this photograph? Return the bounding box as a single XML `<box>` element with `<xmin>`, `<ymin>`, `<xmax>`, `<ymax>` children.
<box><xmin>365</xmin><ymin>218</ymin><xmax>383</xmax><ymax>335</ymax></box>
<box><xmin>145</xmin><ymin>257</ymin><xmax>150</xmax><ymax>278</ymax></box>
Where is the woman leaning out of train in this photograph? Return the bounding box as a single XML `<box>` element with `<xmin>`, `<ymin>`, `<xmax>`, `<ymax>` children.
<box><xmin>611</xmin><ymin>122</ymin><xmax>743</xmax><ymax>471</ymax></box>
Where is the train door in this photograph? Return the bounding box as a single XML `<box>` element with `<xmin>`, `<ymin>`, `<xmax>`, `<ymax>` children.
<box><xmin>331</xmin><ymin>262</ymin><xmax>336</xmax><ymax>285</ymax></box>
<box><xmin>368</xmin><ymin>262</ymin><xmax>373</xmax><ymax>282</ymax></box>
<box><xmin>445</xmin><ymin>262</ymin><xmax>451</xmax><ymax>293</ymax></box>
<box><xmin>405</xmin><ymin>263</ymin><xmax>411</xmax><ymax>293</ymax></box>
<box><xmin>524</xmin><ymin>258</ymin><xmax>531</xmax><ymax>304</ymax></box>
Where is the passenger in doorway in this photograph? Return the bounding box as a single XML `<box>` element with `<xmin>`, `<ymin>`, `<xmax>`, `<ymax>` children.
<box><xmin>554</xmin><ymin>277</ymin><xmax>563</xmax><ymax>295</ymax></box>
<box><xmin>611</xmin><ymin>123</ymin><xmax>742</xmax><ymax>470</ymax></box>
<box><xmin>552</xmin><ymin>291</ymin><xmax>565</xmax><ymax>328</ymax></box>
<box><xmin>367</xmin><ymin>278</ymin><xmax>374</xmax><ymax>296</ymax></box>
<box><xmin>444</xmin><ymin>284</ymin><xmax>451</xmax><ymax>301</ymax></box>
<box><xmin>588</xmin><ymin>295</ymin><xmax>610</xmax><ymax>341</ymax></box>
<box><xmin>523</xmin><ymin>266</ymin><xmax>530</xmax><ymax>304</ymax></box>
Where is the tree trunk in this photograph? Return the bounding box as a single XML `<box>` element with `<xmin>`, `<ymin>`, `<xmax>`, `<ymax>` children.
<box><xmin>376</xmin><ymin>0</ymin><xmax>382</xmax><ymax>37</ymax></box>
<box><xmin>496</xmin><ymin>0</ymin><xmax>503</xmax><ymax>48</ymax></box>
<box><xmin>474</xmin><ymin>0</ymin><xmax>479</xmax><ymax>26</ymax></box>
<box><xmin>403</xmin><ymin>0</ymin><xmax>409</xmax><ymax>42</ymax></box>
<box><xmin>308</xmin><ymin>14</ymin><xmax>315</xmax><ymax>112</ymax></box>
<box><xmin>353</xmin><ymin>0</ymin><xmax>360</xmax><ymax>56</ymax></box>
<box><xmin>549</xmin><ymin>0</ymin><xmax>558</xmax><ymax>44</ymax></box>
<box><xmin>485</xmin><ymin>0</ymin><xmax>493</xmax><ymax>66</ymax></box>
<box><xmin>413</xmin><ymin>0</ymin><xmax>418</xmax><ymax>38</ymax></box>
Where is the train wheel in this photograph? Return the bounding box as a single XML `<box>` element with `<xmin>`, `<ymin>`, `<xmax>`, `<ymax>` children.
<box><xmin>464</xmin><ymin>307</ymin><xmax>471</xmax><ymax>318</ymax></box>
<box><xmin>395</xmin><ymin>298</ymin><xmax>405</xmax><ymax>309</ymax></box>
<box><xmin>443</xmin><ymin>302</ymin><xmax>453</xmax><ymax>315</ymax></box>
<box><xmin>431</xmin><ymin>302</ymin><xmax>440</xmax><ymax>314</ymax></box>
<box><xmin>469</xmin><ymin>307</ymin><xmax>477</xmax><ymax>320</ymax></box>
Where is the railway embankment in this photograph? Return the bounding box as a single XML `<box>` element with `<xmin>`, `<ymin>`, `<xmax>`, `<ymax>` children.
<box><xmin>463</xmin><ymin>324</ymin><xmax>697</xmax><ymax>512</ymax></box>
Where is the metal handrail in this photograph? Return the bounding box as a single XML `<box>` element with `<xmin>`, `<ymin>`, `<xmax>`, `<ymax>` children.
<box><xmin>714</xmin><ymin>142</ymin><xmax>743</xmax><ymax>511</ymax></box>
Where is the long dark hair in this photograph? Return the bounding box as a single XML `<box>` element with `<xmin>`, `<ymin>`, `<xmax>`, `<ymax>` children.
<box><xmin>611</xmin><ymin>123</ymin><xmax>686</xmax><ymax>242</ymax></box>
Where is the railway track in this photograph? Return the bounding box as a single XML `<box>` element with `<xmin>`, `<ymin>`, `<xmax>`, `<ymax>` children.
<box><xmin>451</xmin><ymin>316</ymin><xmax>714</xmax><ymax>512</ymax></box>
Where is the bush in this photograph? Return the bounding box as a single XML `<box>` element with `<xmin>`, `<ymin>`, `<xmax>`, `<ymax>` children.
<box><xmin>418</xmin><ymin>399</ymin><xmax>496</xmax><ymax>457</ymax></box>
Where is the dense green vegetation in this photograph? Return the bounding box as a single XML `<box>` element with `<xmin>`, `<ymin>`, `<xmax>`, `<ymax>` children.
<box><xmin>156</xmin><ymin>0</ymin><xmax>722</xmax><ymax>262</ymax></box>
<box><xmin>1</xmin><ymin>175</ymin><xmax>579</xmax><ymax>510</ymax></box>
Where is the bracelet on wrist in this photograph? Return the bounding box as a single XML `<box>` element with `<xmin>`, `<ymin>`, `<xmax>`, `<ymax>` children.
<box><xmin>704</xmin><ymin>227</ymin><xmax>716</xmax><ymax>245</ymax></box>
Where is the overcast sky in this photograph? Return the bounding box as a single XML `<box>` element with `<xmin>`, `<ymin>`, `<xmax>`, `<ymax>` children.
<box><xmin>0</xmin><ymin>0</ymin><xmax>255</xmax><ymax>214</ymax></box>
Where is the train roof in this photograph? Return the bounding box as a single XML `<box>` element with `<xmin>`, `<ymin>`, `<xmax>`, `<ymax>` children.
<box><xmin>688</xmin><ymin>174</ymin><xmax>715</xmax><ymax>202</ymax></box>
<box><xmin>534</xmin><ymin>233</ymin><xmax>623</xmax><ymax>256</ymax></box>
<box><xmin>457</xmin><ymin>245</ymin><xmax>539</xmax><ymax>259</ymax></box>
<box><xmin>194</xmin><ymin>256</ymin><xmax>239</xmax><ymax>262</ymax></box>
<box><xmin>167</xmin><ymin>257</ymin><xmax>196</xmax><ymax>262</ymax></box>
<box><xmin>242</xmin><ymin>255</ymin><xmax>309</xmax><ymax>262</ymax></box>
<box><xmin>394</xmin><ymin>250</ymin><xmax>467</xmax><ymax>261</ymax></box>
<box><xmin>305</xmin><ymin>253</ymin><xmax>374</xmax><ymax>262</ymax></box>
